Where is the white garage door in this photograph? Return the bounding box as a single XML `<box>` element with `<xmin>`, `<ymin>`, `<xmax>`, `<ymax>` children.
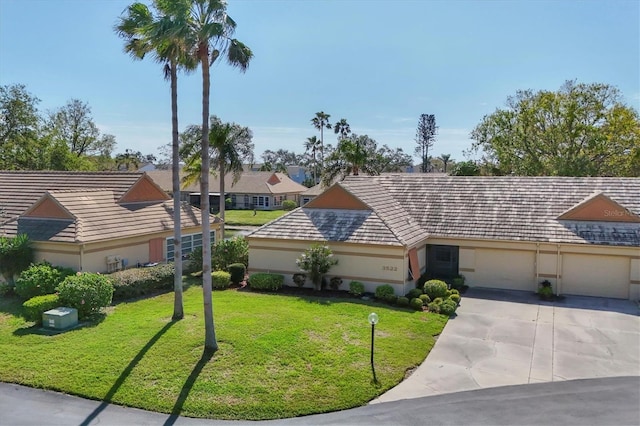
<box><xmin>562</xmin><ymin>254</ymin><xmax>628</xmax><ymax>299</ymax></box>
<box><xmin>474</xmin><ymin>249</ymin><xmax>535</xmax><ymax>291</ymax></box>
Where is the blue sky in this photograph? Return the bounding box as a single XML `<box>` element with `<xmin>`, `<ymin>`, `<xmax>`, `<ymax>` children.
<box><xmin>1</xmin><ymin>0</ymin><xmax>638</xmax><ymax>164</ymax></box>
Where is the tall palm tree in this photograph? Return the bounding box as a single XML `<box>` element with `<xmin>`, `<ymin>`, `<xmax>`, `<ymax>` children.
<box><xmin>116</xmin><ymin>0</ymin><xmax>195</xmax><ymax>321</ymax></box>
<box><xmin>333</xmin><ymin>118</ymin><xmax>351</xmax><ymax>141</ymax></box>
<box><xmin>187</xmin><ymin>0</ymin><xmax>252</xmax><ymax>352</ymax></box>
<box><xmin>304</xmin><ymin>136</ymin><xmax>321</xmax><ymax>184</ymax></box>
<box><xmin>439</xmin><ymin>154</ymin><xmax>452</xmax><ymax>173</ymax></box>
<box><xmin>311</xmin><ymin>111</ymin><xmax>331</xmax><ymax>169</ymax></box>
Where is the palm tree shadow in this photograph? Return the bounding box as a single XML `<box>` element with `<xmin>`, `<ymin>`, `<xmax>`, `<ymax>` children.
<box><xmin>163</xmin><ymin>349</ymin><xmax>215</xmax><ymax>426</ymax></box>
<box><xmin>79</xmin><ymin>321</ymin><xmax>176</xmax><ymax>426</ymax></box>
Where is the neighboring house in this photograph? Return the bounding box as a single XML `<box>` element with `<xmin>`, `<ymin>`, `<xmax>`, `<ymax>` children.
<box><xmin>0</xmin><ymin>171</ymin><xmax>220</xmax><ymax>275</ymax></box>
<box><xmin>147</xmin><ymin>170</ymin><xmax>308</xmax><ymax>211</ymax></box>
<box><xmin>299</xmin><ymin>183</ymin><xmax>327</xmax><ymax>206</ymax></box>
<box><xmin>248</xmin><ymin>175</ymin><xmax>640</xmax><ymax>300</ymax></box>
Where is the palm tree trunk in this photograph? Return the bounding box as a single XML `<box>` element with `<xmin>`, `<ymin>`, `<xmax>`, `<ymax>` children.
<box><xmin>170</xmin><ymin>60</ymin><xmax>184</xmax><ymax>321</ymax></box>
<box><xmin>219</xmin><ymin>158</ymin><xmax>225</xmax><ymax>237</ymax></box>
<box><xmin>200</xmin><ymin>46</ymin><xmax>217</xmax><ymax>352</ymax></box>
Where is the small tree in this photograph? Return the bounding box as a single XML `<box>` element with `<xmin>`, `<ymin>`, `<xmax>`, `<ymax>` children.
<box><xmin>0</xmin><ymin>234</ymin><xmax>34</xmax><ymax>286</ymax></box>
<box><xmin>296</xmin><ymin>244</ymin><xmax>338</xmax><ymax>291</ymax></box>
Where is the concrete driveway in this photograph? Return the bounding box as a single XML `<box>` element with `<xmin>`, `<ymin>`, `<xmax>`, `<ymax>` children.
<box><xmin>373</xmin><ymin>288</ymin><xmax>640</xmax><ymax>403</ymax></box>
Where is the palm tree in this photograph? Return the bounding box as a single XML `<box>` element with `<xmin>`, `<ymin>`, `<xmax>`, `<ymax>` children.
<box><xmin>304</xmin><ymin>136</ymin><xmax>321</xmax><ymax>184</ymax></box>
<box><xmin>311</xmin><ymin>111</ymin><xmax>331</xmax><ymax>169</ymax></box>
<box><xmin>439</xmin><ymin>154</ymin><xmax>452</xmax><ymax>173</ymax></box>
<box><xmin>116</xmin><ymin>0</ymin><xmax>196</xmax><ymax>321</ymax></box>
<box><xmin>333</xmin><ymin>118</ymin><xmax>351</xmax><ymax>141</ymax></box>
<box><xmin>187</xmin><ymin>0</ymin><xmax>252</xmax><ymax>352</ymax></box>
<box><xmin>321</xmin><ymin>134</ymin><xmax>379</xmax><ymax>187</ymax></box>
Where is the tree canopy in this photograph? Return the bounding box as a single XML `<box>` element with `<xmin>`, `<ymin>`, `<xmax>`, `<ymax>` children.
<box><xmin>470</xmin><ymin>81</ymin><xmax>640</xmax><ymax>176</ymax></box>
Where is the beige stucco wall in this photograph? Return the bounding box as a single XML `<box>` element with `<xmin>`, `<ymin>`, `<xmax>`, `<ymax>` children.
<box><xmin>248</xmin><ymin>238</ymin><xmax>410</xmax><ymax>295</ymax></box>
<box><xmin>426</xmin><ymin>237</ymin><xmax>638</xmax><ymax>300</ymax></box>
<box><xmin>33</xmin><ymin>242</ymin><xmax>81</xmax><ymax>271</ymax></box>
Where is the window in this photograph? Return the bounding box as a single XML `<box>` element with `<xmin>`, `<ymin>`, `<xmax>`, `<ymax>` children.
<box><xmin>244</xmin><ymin>195</ymin><xmax>249</xmax><ymax>207</ymax></box>
<box><xmin>166</xmin><ymin>231</ymin><xmax>216</xmax><ymax>261</ymax></box>
<box><xmin>251</xmin><ymin>195</ymin><xmax>270</xmax><ymax>208</ymax></box>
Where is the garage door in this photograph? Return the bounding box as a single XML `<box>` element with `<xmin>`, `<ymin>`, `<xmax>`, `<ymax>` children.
<box><xmin>474</xmin><ymin>249</ymin><xmax>535</xmax><ymax>291</ymax></box>
<box><xmin>562</xmin><ymin>254</ymin><xmax>628</xmax><ymax>299</ymax></box>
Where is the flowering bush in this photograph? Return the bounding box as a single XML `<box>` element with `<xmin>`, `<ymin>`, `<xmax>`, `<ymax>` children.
<box><xmin>296</xmin><ymin>245</ymin><xmax>338</xmax><ymax>291</ymax></box>
<box><xmin>57</xmin><ymin>273</ymin><xmax>114</xmax><ymax>319</ymax></box>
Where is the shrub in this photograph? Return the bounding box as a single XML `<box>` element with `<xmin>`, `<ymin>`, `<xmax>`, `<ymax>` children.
<box><xmin>228</xmin><ymin>263</ymin><xmax>246</xmax><ymax>285</ymax></box>
<box><xmin>450</xmin><ymin>289</ymin><xmax>460</xmax><ymax>295</ymax></box>
<box><xmin>296</xmin><ymin>244</ymin><xmax>338</xmax><ymax>291</ymax></box>
<box><xmin>410</xmin><ymin>297</ymin><xmax>424</xmax><ymax>311</ymax></box>
<box><xmin>405</xmin><ymin>288</ymin><xmax>423</xmax><ymax>300</ymax></box>
<box><xmin>419</xmin><ymin>294</ymin><xmax>431</xmax><ymax>305</ymax></box>
<box><xmin>110</xmin><ymin>264</ymin><xmax>174</xmax><ymax>301</ymax></box>
<box><xmin>292</xmin><ymin>273</ymin><xmax>307</xmax><ymax>288</ymax></box>
<box><xmin>432</xmin><ymin>297</ymin><xmax>444</xmax><ymax>305</ymax></box>
<box><xmin>375</xmin><ymin>284</ymin><xmax>395</xmax><ymax>300</ymax></box>
<box><xmin>249</xmin><ymin>273</ymin><xmax>284</xmax><ymax>292</ymax></box>
<box><xmin>451</xmin><ymin>275</ymin><xmax>466</xmax><ymax>288</ymax></box>
<box><xmin>383</xmin><ymin>294</ymin><xmax>398</xmax><ymax>305</ymax></box>
<box><xmin>449</xmin><ymin>294</ymin><xmax>461</xmax><ymax>304</ymax></box>
<box><xmin>212</xmin><ymin>237</ymin><xmax>249</xmax><ymax>270</ymax></box>
<box><xmin>423</xmin><ymin>280</ymin><xmax>449</xmax><ymax>300</ymax></box>
<box><xmin>0</xmin><ymin>282</ymin><xmax>13</xmax><ymax>297</ymax></box>
<box><xmin>396</xmin><ymin>296</ymin><xmax>409</xmax><ymax>307</ymax></box>
<box><xmin>427</xmin><ymin>301</ymin><xmax>441</xmax><ymax>313</ymax></box>
<box><xmin>212</xmin><ymin>271</ymin><xmax>231</xmax><ymax>290</ymax></box>
<box><xmin>329</xmin><ymin>276</ymin><xmax>343</xmax><ymax>290</ymax></box>
<box><xmin>15</xmin><ymin>262</ymin><xmax>75</xmax><ymax>300</ymax></box>
<box><xmin>415</xmin><ymin>272</ymin><xmax>432</xmax><ymax>289</ymax></box>
<box><xmin>349</xmin><ymin>281</ymin><xmax>365</xmax><ymax>296</ymax></box>
<box><xmin>439</xmin><ymin>299</ymin><xmax>458</xmax><ymax>316</ymax></box>
<box><xmin>0</xmin><ymin>234</ymin><xmax>34</xmax><ymax>286</ymax></box>
<box><xmin>187</xmin><ymin>247</ymin><xmax>203</xmax><ymax>273</ymax></box>
<box><xmin>22</xmin><ymin>294</ymin><xmax>60</xmax><ymax>323</ymax></box>
<box><xmin>282</xmin><ymin>200</ymin><xmax>297</xmax><ymax>211</ymax></box>
<box><xmin>57</xmin><ymin>273</ymin><xmax>114</xmax><ymax>319</ymax></box>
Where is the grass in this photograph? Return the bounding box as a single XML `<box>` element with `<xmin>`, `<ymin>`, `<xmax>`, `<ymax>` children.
<box><xmin>222</xmin><ymin>209</ymin><xmax>287</xmax><ymax>226</ymax></box>
<box><xmin>0</xmin><ymin>285</ymin><xmax>447</xmax><ymax>420</ymax></box>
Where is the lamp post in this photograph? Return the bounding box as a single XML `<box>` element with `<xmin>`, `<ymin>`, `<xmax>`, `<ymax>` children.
<box><xmin>368</xmin><ymin>312</ymin><xmax>379</xmax><ymax>384</ymax></box>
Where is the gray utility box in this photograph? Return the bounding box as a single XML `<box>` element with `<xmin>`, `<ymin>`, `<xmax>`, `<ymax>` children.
<box><xmin>43</xmin><ymin>307</ymin><xmax>78</xmax><ymax>330</ymax></box>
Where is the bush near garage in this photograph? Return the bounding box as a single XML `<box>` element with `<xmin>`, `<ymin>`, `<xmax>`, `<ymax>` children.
<box><xmin>375</xmin><ymin>284</ymin><xmax>395</xmax><ymax>300</ymax></box>
<box><xmin>410</xmin><ymin>297</ymin><xmax>424</xmax><ymax>311</ymax></box>
<box><xmin>396</xmin><ymin>296</ymin><xmax>409</xmax><ymax>307</ymax></box>
<box><xmin>110</xmin><ymin>264</ymin><xmax>175</xmax><ymax>302</ymax></box>
<box><xmin>228</xmin><ymin>263</ymin><xmax>246</xmax><ymax>285</ymax></box>
<box><xmin>249</xmin><ymin>273</ymin><xmax>284</xmax><ymax>292</ymax></box>
<box><xmin>423</xmin><ymin>280</ymin><xmax>449</xmax><ymax>300</ymax></box>
<box><xmin>419</xmin><ymin>294</ymin><xmax>431</xmax><ymax>305</ymax></box>
<box><xmin>15</xmin><ymin>262</ymin><xmax>75</xmax><ymax>300</ymax></box>
<box><xmin>405</xmin><ymin>288</ymin><xmax>423</xmax><ymax>300</ymax></box>
<box><xmin>439</xmin><ymin>299</ymin><xmax>458</xmax><ymax>316</ymax></box>
<box><xmin>57</xmin><ymin>273</ymin><xmax>114</xmax><ymax>319</ymax></box>
<box><xmin>292</xmin><ymin>273</ymin><xmax>307</xmax><ymax>288</ymax></box>
<box><xmin>22</xmin><ymin>294</ymin><xmax>60</xmax><ymax>323</ymax></box>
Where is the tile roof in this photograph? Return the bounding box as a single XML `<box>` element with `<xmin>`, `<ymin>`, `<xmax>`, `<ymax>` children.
<box><xmin>0</xmin><ymin>171</ymin><xmax>144</xmax><ymax>228</ymax></box>
<box><xmin>15</xmin><ymin>189</ymin><xmax>214</xmax><ymax>243</ymax></box>
<box><xmin>250</xmin><ymin>175</ymin><xmax>640</xmax><ymax>248</ymax></box>
<box><xmin>146</xmin><ymin>170</ymin><xmax>308</xmax><ymax>195</ymax></box>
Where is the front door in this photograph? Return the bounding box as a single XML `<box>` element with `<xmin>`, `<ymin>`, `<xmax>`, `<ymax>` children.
<box><xmin>427</xmin><ymin>245</ymin><xmax>459</xmax><ymax>279</ymax></box>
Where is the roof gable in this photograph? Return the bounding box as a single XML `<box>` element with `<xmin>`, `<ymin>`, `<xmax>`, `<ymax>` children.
<box><xmin>558</xmin><ymin>192</ymin><xmax>640</xmax><ymax>223</ymax></box>
<box><xmin>22</xmin><ymin>193</ymin><xmax>75</xmax><ymax>220</ymax></box>
<box><xmin>305</xmin><ymin>184</ymin><xmax>369</xmax><ymax>210</ymax></box>
<box><xmin>267</xmin><ymin>173</ymin><xmax>281</xmax><ymax>185</ymax></box>
<box><xmin>119</xmin><ymin>174</ymin><xmax>170</xmax><ymax>203</ymax></box>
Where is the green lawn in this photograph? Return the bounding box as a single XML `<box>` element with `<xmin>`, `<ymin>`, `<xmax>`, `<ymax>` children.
<box><xmin>0</xmin><ymin>286</ymin><xmax>446</xmax><ymax>420</ymax></box>
<box><xmin>222</xmin><ymin>209</ymin><xmax>287</xmax><ymax>226</ymax></box>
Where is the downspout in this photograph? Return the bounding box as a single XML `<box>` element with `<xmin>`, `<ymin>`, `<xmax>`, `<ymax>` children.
<box><xmin>556</xmin><ymin>244</ymin><xmax>561</xmax><ymax>296</ymax></box>
<box><xmin>80</xmin><ymin>244</ymin><xmax>85</xmax><ymax>272</ymax></box>
<box><xmin>535</xmin><ymin>243</ymin><xmax>540</xmax><ymax>288</ymax></box>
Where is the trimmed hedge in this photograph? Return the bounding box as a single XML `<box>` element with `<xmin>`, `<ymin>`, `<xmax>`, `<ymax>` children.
<box><xmin>423</xmin><ymin>280</ymin><xmax>449</xmax><ymax>300</ymax></box>
<box><xmin>396</xmin><ymin>296</ymin><xmax>409</xmax><ymax>307</ymax></box>
<box><xmin>249</xmin><ymin>273</ymin><xmax>284</xmax><ymax>292</ymax></box>
<box><xmin>212</xmin><ymin>271</ymin><xmax>231</xmax><ymax>290</ymax></box>
<box><xmin>22</xmin><ymin>294</ymin><xmax>60</xmax><ymax>323</ymax></box>
<box><xmin>282</xmin><ymin>200</ymin><xmax>297</xmax><ymax>211</ymax></box>
<box><xmin>419</xmin><ymin>294</ymin><xmax>431</xmax><ymax>305</ymax></box>
<box><xmin>228</xmin><ymin>263</ymin><xmax>246</xmax><ymax>285</ymax></box>
<box><xmin>375</xmin><ymin>284</ymin><xmax>395</xmax><ymax>300</ymax></box>
<box><xmin>405</xmin><ymin>288</ymin><xmax>423</xmax><ymax>300</ymax></box>
<box><xmin>58</xmin><ymin>273</ymin><xmax>114</xmax><ymax>319</ymax></box>
<box><xmin>440</xmin><ymin>299</ymin><xmax>458</xmax><ymax>316</ymax></box>
<box><xmin>110</xmin><ymin>264</ymin><xmax>175</xmax><ymax>301</ymax></box>
<box><xmin>410</xmin><ymin>297</ymin><xmax>424</xmax><ymax>311</ymax></box>
<box><xmin>15</xmin><ymin>262</ymin><xmax>74</xmax><ymax>300</ymax></box>
<box><xmin>349</xmin><ymin>281</ymin><xmax>364</xmax><ymax>296</ymax></box>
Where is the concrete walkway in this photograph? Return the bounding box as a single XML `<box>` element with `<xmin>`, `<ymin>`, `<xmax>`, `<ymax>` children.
<box><xmin>373</xmin><ymin>288</ymin><xmax>640</xmax><ymax>403</ymax></box>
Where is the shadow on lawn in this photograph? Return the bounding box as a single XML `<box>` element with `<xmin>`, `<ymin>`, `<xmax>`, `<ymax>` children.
<box><xmin>163</xmin><ymin>350</ymin><xmax>215</xmax><ymax>426</ymax></box>
<box><xmin>79</xmin><ymin>320</ymin><xmax>177</xmax><ymax>426</ymax></box>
